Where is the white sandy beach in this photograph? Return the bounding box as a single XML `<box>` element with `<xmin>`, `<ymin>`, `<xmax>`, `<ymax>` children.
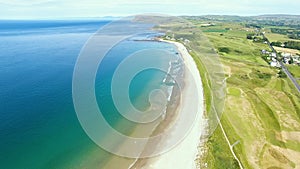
<box><xmin>135</xmin><ymin>40</ymin><xmax>204</xmax><ymax>169</ymax></box>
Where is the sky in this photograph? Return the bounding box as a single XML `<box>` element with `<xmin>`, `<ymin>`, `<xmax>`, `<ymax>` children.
<box><xmin>0</xmin><ymin>0</ymin><xmax>299</xmax><ymax>19</ymax></box>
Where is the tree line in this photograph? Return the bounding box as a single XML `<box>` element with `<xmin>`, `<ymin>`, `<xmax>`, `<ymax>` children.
<box><xmin>271</xmin><ymin>41</ymin><xmax>300</xmax><ymax>50</ymax></box>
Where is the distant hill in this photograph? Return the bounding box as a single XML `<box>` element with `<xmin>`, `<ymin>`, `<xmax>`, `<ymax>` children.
<box><xmin>257</xmin><ymin>14</ymin><xmax>300</xmax><ymax>18</ymax></box>
<box><xmin>183</xmin><ymin>14</ymin><xmax>300</xmax><ymax>28</ymax></box>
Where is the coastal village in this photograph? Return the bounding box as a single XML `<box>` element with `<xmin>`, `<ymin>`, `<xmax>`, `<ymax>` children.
<box><xmin>261</xmin><ymin>49</ymin><xmax>300</xmax><ymax>67</ymax></box>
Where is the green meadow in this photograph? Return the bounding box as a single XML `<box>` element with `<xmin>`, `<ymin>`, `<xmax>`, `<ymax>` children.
<box><xmin>198</xmin><ymin>22</ymin><xmax>300</xmax><ymax>169</ymax></box>
<box><xmin>163</xmin><ymin>19</ymin><xmax>300</xmax><ymax>169</ymax></box>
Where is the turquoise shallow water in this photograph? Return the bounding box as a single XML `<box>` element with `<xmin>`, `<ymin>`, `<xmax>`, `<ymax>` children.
<box><xmin>0</xmin><ymin>20</ymin><xmax>179</xmax><ymax>168</ymax></box>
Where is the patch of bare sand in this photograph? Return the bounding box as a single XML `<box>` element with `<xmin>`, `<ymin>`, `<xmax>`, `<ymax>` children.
<box><xmin>260</xmin><ymin>145</ymin><xmax>294</xmax><ymax>169</ymax></box>
<box><xmin>281</xmin><ymin>131</ymin><xmax>300</xmax><ymax>143</ymax></box>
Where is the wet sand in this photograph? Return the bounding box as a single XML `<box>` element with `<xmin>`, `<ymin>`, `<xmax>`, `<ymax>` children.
<box><xmin>129</xmin><ymin>40</ymin><xmax>204</xmax><ymax>169</ymax></box>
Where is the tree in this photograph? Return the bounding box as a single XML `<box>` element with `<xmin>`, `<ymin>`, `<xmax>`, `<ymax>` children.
<box><xmin>270</xmin><ymin>41</ymin><xmax>282</xmax><ymax>47</ymax></box>
<box><xmin>246</xmin><ymin>34</ymin><xmax>254</xmax><ymax>40</ymax></box>
<box><xmin>278</xmin><ymin>70</ymin><xmax>287</xmax><ymax>78</ymax></box>
<box><xmin>218</xmin><ymin>47</ymin><xmax>230</xmax><ymax>53</ymax></box>
<box><xmin>284</xmin><ymin>41</ymin><xmax>300</xmax><ymax>50</ymax></box>
<box><xmin>288</xmin><ymin>58</ymin><xmax>294</xmax><ymax>64</ymax></box>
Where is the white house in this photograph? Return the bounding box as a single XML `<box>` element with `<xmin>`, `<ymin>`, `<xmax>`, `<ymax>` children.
<box><xmin>270</xmin><ymin>61</ymin><xmax>280</xmax><ymax>67</ymax></box>
<box><xmin>271</xmin><ymin>53</ymin><xmax>277</xmax><ymax>57</ymax></box>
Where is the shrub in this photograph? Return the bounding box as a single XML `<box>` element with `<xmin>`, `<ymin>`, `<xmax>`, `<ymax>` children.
<box><xmin>218</xmin><ymin>47</ymin><xmax>230</xmax><ymax>53</ymax></box>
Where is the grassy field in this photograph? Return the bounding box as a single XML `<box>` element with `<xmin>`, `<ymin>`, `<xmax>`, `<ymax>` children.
<box><xmin>156</xmin><ymin>17</ymin><xmax>300</xmax><ymax>168</ymax></box>
<box><xmin>286</xmin><ymin>65</ymin><xmax>300</xmax><ymax>84</ymax></box>
<box><xmin>198</xmin><ymin>22</ymin><xmax>300</xmax><ymax>169</ymax></box>
<box><xmin>263</xmin><ymin>29</ymin><xmax>300</xmax><ymax>43</ymax></box>
<box><xmin>273</xmin><ymin>46</ymin><xmax>300</xmax><ymax>55</ymax></box>
<box><xmin>185</xmin><ymin>21</ymin><xmax>300</xmax><ymax>169</ymax></box>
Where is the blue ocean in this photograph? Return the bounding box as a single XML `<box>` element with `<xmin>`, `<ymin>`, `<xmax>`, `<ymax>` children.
<box><xmin>0</xmin><ymin>20</ymin><xmax>179</xmax><ymax>168</ymax></box>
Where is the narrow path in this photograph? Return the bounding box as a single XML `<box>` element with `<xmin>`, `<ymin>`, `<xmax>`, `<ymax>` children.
<box><xmin>215</xmin><ymin>112</ymin><xmax>244</xmax><ymax>169</ymax></box>
<box><xmin>212</xmin><ymin>65</ymin><xmax>243</xmax><ymax>168</ymax></box>
<box><xmin>199</xmin><ymin>55</ymin><xmax>243</xmax><ymax>168</ymax></box>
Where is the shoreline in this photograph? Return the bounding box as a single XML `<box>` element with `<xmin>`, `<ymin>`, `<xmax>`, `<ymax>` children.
<box><xmin>102</xmin><ymin>39</ymin><xmax>184</xmax><ymax>169</ymax></box>
<box><xmin>102</xmin><ymin>39</ymin><xmax>204</xmax><ymax>169</ymax></box>
<box><xmin>130</xmin><ymin>39</ymin><xmax>204</xmax><ymax>169</ymax></box>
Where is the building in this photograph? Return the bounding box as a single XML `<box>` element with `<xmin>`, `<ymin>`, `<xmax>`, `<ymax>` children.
<box><xmin>270</xmin><ymin>61</ymin><xmax>281</xmax><ymax>67</ymax></box>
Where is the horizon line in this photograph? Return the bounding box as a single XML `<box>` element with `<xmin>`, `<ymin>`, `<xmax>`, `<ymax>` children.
<box><xmin>1</xmin><ymin>13</ymin><xmax>300</xmax><ymax>20</ymax></box>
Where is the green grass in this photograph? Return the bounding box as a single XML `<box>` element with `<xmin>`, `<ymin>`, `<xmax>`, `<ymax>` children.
<box><xmin>264</xmin><ymin>28</ymin><xmax>300</xmax><ymax>43</ymax></box>
<box><xmin>286</xmin><ymin>65</ymin><xmax>300</xmax><ymax>84</ymax></box>
<box><xmin>203</xmin><ymin>29</ymin><xmax>228</xmax><ymax>33</ymax></box>
<box><xmin>189</xmin><ymin>52</ymin><xmax>212</xmax><ymax>115</ymax></box>
<box><xmin>196</xmin><ymin>22</ymin><xmax>300</xmax><ymax>168</ymax></box>
<box><xmin>202</xmin><ymin>30</ymin><xmax>270</xmax><ymax>65</ymax></box>
<box><xmin>158</xmin><ymin>18</ymin><xmax>300</xmax><ymax>169</ymax></box>
<box><xmin>266</xmin><ymin>32</ymin><xmax>294</xmax><ymax>42</ymax></box>
<box><xmin>203</xmin><ymin>124</ymin><xmax>241</xmax><ymax>169</ymax></box>
<box><xmin>220</xmin><ymin>111</ymin><xmax>252</xmax><ymax>169</ymax></box>
<box><xmin>227</xmin><ymin>87</ymin><xmax>241</xmax><ymax>97</ymax></box>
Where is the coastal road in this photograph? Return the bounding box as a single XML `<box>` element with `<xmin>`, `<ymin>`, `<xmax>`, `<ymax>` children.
<box><xmin>279</xmin><ymin>61</ymin><xmax>300</xmax><ymax>92</ymax></box>
<box><xmin>263</xmin><ymin>34</ymin><xmax>300</xmax><ymax>93</ymax></box>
